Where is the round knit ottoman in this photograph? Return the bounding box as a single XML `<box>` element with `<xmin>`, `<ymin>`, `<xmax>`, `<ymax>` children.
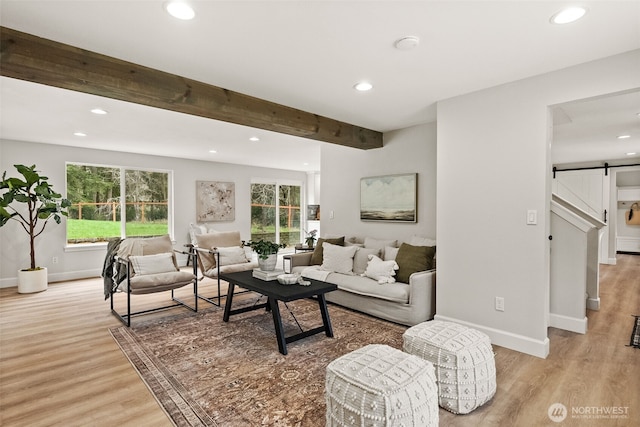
<box><xmin>325</xmin><ymin>344</ymin><xmax>439</xmax><ymax>427</ymax></box>
<box><xmin>402</xmin><ymin>320</ymin><xmax>496</xmax><ymax>414</ymax></box>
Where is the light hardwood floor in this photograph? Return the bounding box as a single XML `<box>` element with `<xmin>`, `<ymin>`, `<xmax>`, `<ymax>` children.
<box><xmin>1</xmin><ymin>255</ymin><xmax>638</xmax><ymax>426</ymax></box>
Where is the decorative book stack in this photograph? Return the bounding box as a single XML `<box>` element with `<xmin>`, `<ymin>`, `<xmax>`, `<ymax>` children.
<box><xmin>252</xmin><ymin>268</ymin><xmax>285</xmax><ymax>281</ymax></box>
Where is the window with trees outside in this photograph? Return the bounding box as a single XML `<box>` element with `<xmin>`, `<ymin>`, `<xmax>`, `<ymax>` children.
<box><xmin>250</xmin><ymin>181</ymin><xmax>301</xmax><ymax>248</ymax></box>
<box><xmin>66</xmin><ymin>164</ymin><xmax>171</xmax><ymax>244</ymax></box>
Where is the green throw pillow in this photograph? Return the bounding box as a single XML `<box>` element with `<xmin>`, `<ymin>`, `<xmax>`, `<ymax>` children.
<box><xmin>310</xmin><ymin>236</ymin><xmax>345</xmax><ymax>265</ymax></box>
<box><xmin>395</xmin><ymin>243</ymin><xmax>436</xmax><ymax>283</ymax></box>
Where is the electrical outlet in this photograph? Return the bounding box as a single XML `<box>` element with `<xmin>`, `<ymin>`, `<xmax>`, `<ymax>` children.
<box><xmin>495</xmin><ymin>297</ymin><xmax>505</xmax><ymax>312</ymax></box>
<box><xmin>52</xmin><ymin>256</ymin><xmax>59</xmax><ymax>264</ymax></box>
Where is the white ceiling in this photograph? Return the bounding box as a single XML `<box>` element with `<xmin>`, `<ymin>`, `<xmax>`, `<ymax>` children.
<box><xmin>1</xmin><ymin>1</ymin><xmax>639</xmax><ymax>171</ymax></box>
<box><xmin>551</xmin><ymin>89</ymin><xmax>640</xmax><ymax>165</ymax></box>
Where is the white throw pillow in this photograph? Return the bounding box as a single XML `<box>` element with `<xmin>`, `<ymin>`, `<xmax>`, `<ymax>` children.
<box><xmin>364</xmin><ymin>237</ymin><xmax>397</xmax><ymax>259</ymax></box>
<box><xmin>216</xmin><ymin>246</ymin><xmax>249</xmax><ymax>266</ymax></box>
<box><xmin>353</xmin><ymin>247</ymin><xmax>381</xmax><ymax>275</ymax></box>
<box><xmin>130</xmin><ymin>253</ymin><xmax>177</xmax><ymax>276</ymax></box>
<box><xmin>321</xmin><ymin>242</ymin><xmax>358</xmax><ymax>274</ymax></box>
<box><xmin>363</xmin><ymin>254</ymin><xmax>398</xmax><ymax>284</ymax></box>
<box><xmin>384</xmin><ymin>246</ymin><xmax>399</xmax><ymax>261</ymax></box>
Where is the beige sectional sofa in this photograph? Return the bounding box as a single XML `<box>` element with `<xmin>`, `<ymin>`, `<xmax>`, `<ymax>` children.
<box><xmin>288</xmin><ymin>235</ymin><xmax>436</xmax><ymax>326</ymax></box>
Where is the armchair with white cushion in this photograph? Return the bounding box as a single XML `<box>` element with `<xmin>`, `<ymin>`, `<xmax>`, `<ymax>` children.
<box><xmin>108</xmin><ymin>234</ymin><xmax>198</xmax><ymax>327</ymax></box>
<box><xmin>191</xmin><ymin>230</ymin><xmax>258</xmax><ymax>306</ymax></box>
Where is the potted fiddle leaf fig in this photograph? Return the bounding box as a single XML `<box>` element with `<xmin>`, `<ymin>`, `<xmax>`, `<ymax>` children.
<box><xmin>244</xmin><ymin>239</ymin><xmax>286</xmax><ymax>271</ymax></box>
<box><xmin>0</xmin><ymin>164</ymin><xmax>71</xmax><ymax>293</ymax></box>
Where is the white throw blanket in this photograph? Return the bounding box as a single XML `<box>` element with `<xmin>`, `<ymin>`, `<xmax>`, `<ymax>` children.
<box><xmin>301</xmin><ymin>265</ymin><xmax>332</xmax><ymax>281</ymax></box>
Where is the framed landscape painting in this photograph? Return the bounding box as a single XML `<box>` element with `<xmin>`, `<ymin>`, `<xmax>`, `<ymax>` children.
<box><xmin>196</xmin><ymin>181</ymin><xmax>235</xmax><ymax>222</ymax></box>
<box><xmin>360</xmin><ymin>173</ymin><xmax>417</xmax><ymax>222</ymax></box>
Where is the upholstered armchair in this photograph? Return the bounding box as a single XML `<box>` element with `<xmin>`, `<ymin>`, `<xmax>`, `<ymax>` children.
<box><xmin>191</xmin><ymin>230</ymin><xmax>258</xmax><ymax>306</ymax></box>
<box><xmin>109</xmin><ymin>234</ymin><xmax>198</xmax><ymax>326</ymax></box>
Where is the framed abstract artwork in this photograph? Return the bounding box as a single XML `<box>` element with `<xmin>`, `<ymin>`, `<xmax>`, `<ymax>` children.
<box><xmin>196</xmin><ymin>181</ymin><xmax>235</xmax><ymax>222</ymax></box>
<box><xmin>360</xmin><ymin>173</ymin><xmax>417</xmax><ymax>222</ymax></box>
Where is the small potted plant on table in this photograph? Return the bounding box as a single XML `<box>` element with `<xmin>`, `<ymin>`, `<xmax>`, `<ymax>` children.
<box><xmin>244</xmin><ymin>239</ymin><xmax>286</xmax><ymax>271</ymax></box>
<box><xmin>304</xmin><ymin>229</ymin><xmax>318</xmax><ymax>248</ymax></box>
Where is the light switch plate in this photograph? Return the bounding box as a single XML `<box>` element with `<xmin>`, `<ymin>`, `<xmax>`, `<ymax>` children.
<box><xmin>527</xmin><ymin>210</ymin><xmax>537</xmax><ymax>225</ymax></box>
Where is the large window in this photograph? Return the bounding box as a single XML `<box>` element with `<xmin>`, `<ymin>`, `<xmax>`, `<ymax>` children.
<box><xmin>66</xmin><ymin>163</ymin><xmax>171</xmax><ymax>244</ymax></box>
<box><xmin>250</xmin><ymin>181</ymin><xmax>301</xmax><ymax>247</ymax></box>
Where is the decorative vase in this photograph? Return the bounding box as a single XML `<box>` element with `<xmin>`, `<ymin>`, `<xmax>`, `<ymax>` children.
<box><xmin>258</xmin><ymin>254</ymin><xmax>278</xmax><ymax>271</ymax></box>
<box><xmin>18</xmin><ymin>267</ymin><xmax>48</xmax><ymax>293</ymax></box>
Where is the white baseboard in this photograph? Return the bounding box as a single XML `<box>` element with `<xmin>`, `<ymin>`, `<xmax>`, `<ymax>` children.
<box><xmin>0</xmin><ymin>277</ymin><xmax>17</xmax><ymax>289</ymax></box>
<box><xmin>433</xmin><ymin>314</ymin><xmax>550</xmax><ymax>359</ymax></box>
<box><xmin>587</xmin><ymin>297</ymin><xmax>600</xmax><ymax>311</ymax></box>
<box><xmin>617</xmin><ymin>236</ymin><xmax>640</xmax><ymax>253</ymax></box>
<box><xmin>0</xmin><ymin>269</ymin><xmax>102</xmax><ymax>289</ymax></box>
<box><xmin>549</xmin><ymin>313</ymin><xmax>588</xmax><ymax>334</ymax></box>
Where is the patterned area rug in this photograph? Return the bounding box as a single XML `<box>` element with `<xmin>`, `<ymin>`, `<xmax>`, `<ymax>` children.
<box><xmin>110</xmin><ymin>297</ymin><xmax>408</xmax><ymax>426</ymax></box>
<box><xmin>629</xmin><ymin>315</ymin><xmax>640</xmax><ymax>349</ymax></box>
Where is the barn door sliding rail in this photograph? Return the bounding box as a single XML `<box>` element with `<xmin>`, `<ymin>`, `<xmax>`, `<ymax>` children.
<box><xmin>553</xmin><ymin>162</ymin><xmax>640</xmax><ymax>179</ymax></box>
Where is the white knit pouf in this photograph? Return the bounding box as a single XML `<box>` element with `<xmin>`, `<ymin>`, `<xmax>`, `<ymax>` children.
<box><xmin>402</xmin><ymin>320</ymin><xmax>496</xmax><ymax>414</ymax></box>
<box><xmin>325</xmin><ymin>344</ymin><xmax>439</xmax><ymax>427</ymax></box>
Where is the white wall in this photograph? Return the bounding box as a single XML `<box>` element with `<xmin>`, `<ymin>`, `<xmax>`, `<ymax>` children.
<box><xmin>436</xmin><ymin>49</ymin><xmax>640</xmax><ymax>357</ymax></box>
<box><xmin>319</xmin><ymin>122</ymin><xmax>437</xmax><ymax>243</ymax></box>
<box><xmin>0</xmin><ymin>139</ymin><xmax>307</xmax><ymax>287</ymax></box>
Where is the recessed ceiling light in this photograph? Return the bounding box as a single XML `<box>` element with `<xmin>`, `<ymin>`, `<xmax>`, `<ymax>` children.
<box><xmin>90</xmin><ymin>108</ymin><xmax>108</xmax><ymax>115</ymax></box>
<box><xmin>550</xmin><ymin>7</ymin><xmax>587</xmax><ymax>24</ymax></box>
<box><xmin>394</xmin><ymin>36</ymin><xmax>420</xmax><ymax>51</ymax></box>
<box><xmin>74</xmin><ymin>131</ymin><xmax>87</xmax><ymax>137</ymax></box>
<box><xmin>165</xmin><ymin>1</ymin><xmax>195</xmax><ymax>20</ymax></box>
<box><xmin>249</xmin><ymin>137</ymin><xmax>260</xmax><ymax>142</ymax></box>
<box><xmin>208</xmin><ymin>149</ymin><xmax>217</xmax><ymax>154</ymax></box>
<box><xmin>617</xmin><ymin>135</ymin><xmax>631</xmax><ymax>139</ymax></box>
<box><xmin>626</xmin><ymin>152</ymin><xmax>637</xmax><ymax>156</ymax></box>
<box><xmin>354</xmin><ymin>81</ymin><xmax>373</xmax><ymax>92</ymax></box>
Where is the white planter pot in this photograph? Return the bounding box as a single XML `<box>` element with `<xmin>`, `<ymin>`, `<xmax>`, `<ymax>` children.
<box><xmin>18</xmin><ymin>267</ymin><xmax>48</xmax><ymax>293</ymax></box>
<box><xmin>258</xmin><ymin>254</ymin><xmax>278</xmax><ymax>271</ymax></box>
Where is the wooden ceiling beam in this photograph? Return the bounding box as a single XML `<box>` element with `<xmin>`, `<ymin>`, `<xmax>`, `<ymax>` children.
<box><xmin>0</xmin><ymin>26</ymin><xmax>382</xmax><ymax>150</ymax></box>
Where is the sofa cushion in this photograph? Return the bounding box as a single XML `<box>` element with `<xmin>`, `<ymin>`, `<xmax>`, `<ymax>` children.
<box><xmin>325</xmin><ymin>273</ymin><xmax>410</xmax><ymax>304</ymax></box>
<box><xmin>396</xmin><ymin>243</ymin><xmax>436</xmax><ymax>283</ymax></box>
<box><xmin>321</xmin><ymin>242</ymin><xmax>358</xmax><ymax>274</ymax></box>
<box><xmin>310</xmin><ymin>236</ymin><xmax>345</xmax><ymax>265</ymax></box>
<box><xmin>129</xmin><ymin>271</ymin><xmax>195</xmax><ymax>294</ymax></box>
<box><xmin>384</xmin><ymin>246</ymin><xmax>399</xmax><ymax>261</ymax></box>
<box><xmin>363</xmin><ymin>255</ymin><xmax>399</xmax><ymax>284</ymax></box>
<box><xmin>205</xmin><ymin>261</ymin><xmax>258</xmax><ymax>278</ymax></box>
<box><xmin>409</xmin><ymin>235</ymin><xmax>437</xmax><ymax>247</ymax></box>
<box><xmin>217</xmin><ymin>246</ymin><xmax>250</xmax><ymax>266</ymax></box>
<box><xmin>196</xmin><ymin>231</ymin><xmax>243</xmax><ymax>271</ymax></box>
<box><xmin>139</xmin><ymin>234</ymin><xmax>174</xmax><ymax>255</ymax></box>
<box><xmin>364</xmin><ymin>237</ymin><xmax>397</xmax><ymax>259</ymax></box>
<box><xmin>353</xmin><ymin>247</ymin><xmax>381</xmax><ymax>275</ymax></box>
<box><xmin>116</xmin><ymin>234</ymin><xmax>179</xmax><ymax>271</ymax></box>
<box><xmin>130</xmin><ymin>253</ymin><xmax>178</xmax><ymax>276</ymax></box>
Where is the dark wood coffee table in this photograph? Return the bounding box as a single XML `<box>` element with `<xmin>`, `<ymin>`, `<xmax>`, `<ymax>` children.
<box><xmin>220</xmin><ymin>270</ymin><xmax>337</xmax><ymax>355</ymax></box>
